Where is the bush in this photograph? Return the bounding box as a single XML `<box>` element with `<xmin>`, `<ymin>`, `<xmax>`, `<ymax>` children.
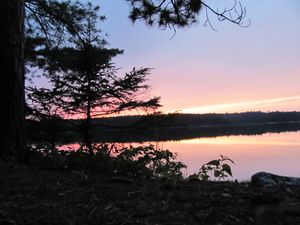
<box><xmin>29</xmin><ymin>143</ymin><xmax>186</xmax><ymax>180</ymax></box>
<box><xmin>189</xmin><ymin>155</ymin><xmax>234</xmax><ymax>181</ymax></box>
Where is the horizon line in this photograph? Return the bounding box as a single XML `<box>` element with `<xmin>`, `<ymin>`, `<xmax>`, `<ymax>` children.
<box><xmin>180</xmin><ymin>95</ymin><xmax>300</xmax><ymax>114</ymax></box>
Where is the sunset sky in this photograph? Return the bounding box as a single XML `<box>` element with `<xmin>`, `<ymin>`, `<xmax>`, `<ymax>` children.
<box><xmin>96</xmin><ymin>1</ymin><xmax>300</xmax><ymax>114</ymax></box>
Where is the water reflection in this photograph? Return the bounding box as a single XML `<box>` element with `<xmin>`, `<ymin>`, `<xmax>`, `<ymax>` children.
<box><xmin>178</xmin><ymin>133</ymin><xmax>300</xmax><ymax>146</ymax></box>
<box><xmin>156</xmin><ymin>132</ymin><xmax>300</xmax><ymax>181</ymax></box>
<box><xmin>59</xmin><ymin>131</ymin><xmax>300</xmax><ymax>181</ymax></box>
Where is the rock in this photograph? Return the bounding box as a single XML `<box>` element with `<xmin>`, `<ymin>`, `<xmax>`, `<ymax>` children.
<box><xmin>251</xmin><ymin>172</ymin><xmax>300</xmax><ymax>188</ymax></box>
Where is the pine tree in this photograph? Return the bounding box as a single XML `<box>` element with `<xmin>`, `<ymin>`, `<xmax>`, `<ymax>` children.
<box><xmin>27</xmin><ymin>4</ymin><xmax>161</xmax><ymax>153</ymax></box>
<box><xmin>2</xmin><ymin>0</ymin><xmax>247</xmax><ymax>162</ymax></box>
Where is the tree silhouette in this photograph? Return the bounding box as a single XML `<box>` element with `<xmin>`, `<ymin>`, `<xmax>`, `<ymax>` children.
<box><xmin>127</xmin><ymin>0</ymin><xmax>248</xmax><ymax>29</ymax></box>
<box><xmin>0</xmin><ymin>0</ymin><xmax>26</xmax><ymax>162</ymax></box>
<box><xmin>2</xmin><ymin>0</ymin><xmax>248</xmax><ymax>162</ymax></box>
<box><xmin>27</xmin><ymin>5</ymin><xmax>161</xmax><ymax>153</ymax></box>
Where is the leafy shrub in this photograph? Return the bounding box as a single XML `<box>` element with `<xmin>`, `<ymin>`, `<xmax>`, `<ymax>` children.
<box><xmin>29</xmin><ymin>144</ymin><xmax>68</xmax><ymax>169</ymax></box>
<box><xmin>29</xmin><ymin>143</ymin><xmax>186</xmax><ymax>180</ymax></box>
<box><xmin>112</xmin><ymin>145</ymin><xmax>186</xmax><ymax>179</ymax></box>
<box><xmin>196</xmin><ymin>155</ymin><xmax>234</xmax><ymax>181</ymax></box>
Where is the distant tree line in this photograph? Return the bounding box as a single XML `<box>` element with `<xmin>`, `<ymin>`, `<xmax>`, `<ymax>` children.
<box><xmin>2</xmin><ymin>0</ymin><xmax>247</xmax><ymax>162</ymax></box>
<box><xmin>78</xmin><ymin>111</ymin><xmax>300</xmax><ymax>129</ymax></box>
<box><xmin>27</xmin><ymin>111</ymin><xmax>300</xmax><ymax>144</ymax></box>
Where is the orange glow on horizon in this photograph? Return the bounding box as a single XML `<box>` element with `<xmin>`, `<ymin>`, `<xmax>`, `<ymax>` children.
<box><xmin>171</xmin><ymin>95</ymin><xmax>300</xmax><ymax>114</ymax></box>
<box><xmin>61</xmin><ymin>95</ymin><xmax>300</xmax><ymax>119</ymax></box>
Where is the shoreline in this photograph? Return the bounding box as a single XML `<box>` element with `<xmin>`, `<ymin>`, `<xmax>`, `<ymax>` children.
<box><xmin>1</xmin><ymin>164</ymin><xmax>300</xmax><ymax>225</ymax></box>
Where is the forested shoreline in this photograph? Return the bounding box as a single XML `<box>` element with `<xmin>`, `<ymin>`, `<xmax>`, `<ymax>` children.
<box><xmin>27</xmin><ymin>111</ymin><xmax>300</xmax><ymax>143</ymax></box>
<box><xmin>68</xmin><ymin>111</ymin><xmax>300</xmax><ymax>129</ymax></box>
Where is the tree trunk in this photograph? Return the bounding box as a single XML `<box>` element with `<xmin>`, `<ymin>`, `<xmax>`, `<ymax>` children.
<box><xmin>0</xmin><ymin>0</ymin><xmax>26</xmax><ymax>162</ymax></box>
<box><xmin>85</xmin><ymin>96</ymin><xmax>93</xmax><ymax>155</ymax></box>
<box><xmin>83</xmin><ymin>117</ymin><xmax>92</xmax><ymax>154</ymax></box>
<box><xmin>84</xmin><ymin>66</ymin><xmax>93</xmax><ymax>155</ymax></box>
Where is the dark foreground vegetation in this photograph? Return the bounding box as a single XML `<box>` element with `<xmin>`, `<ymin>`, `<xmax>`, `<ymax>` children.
<box><xmin>1</xmin><ymin>146</ymin><xmax>300</xmax><ymax>225</ymax></box>
<box><xmin>2</xmin><ymin>0</ymin><xmax>300</xmax><ymax>224</ymax></box>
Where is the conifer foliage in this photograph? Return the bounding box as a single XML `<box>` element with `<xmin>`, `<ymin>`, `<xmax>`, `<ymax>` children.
<box><xmin>26</xmin><ymin>3</ymin><xmax>161</xmax><ymax>153</ymax></box>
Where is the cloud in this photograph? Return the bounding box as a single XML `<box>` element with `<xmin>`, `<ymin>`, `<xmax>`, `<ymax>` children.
<box><xmin>182</xmin><ymin>95</ymin><xmax>300</xmax><ymax>114</ymax></box>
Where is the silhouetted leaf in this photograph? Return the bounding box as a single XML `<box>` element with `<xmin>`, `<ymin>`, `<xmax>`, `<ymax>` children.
<box><xmin>214</xmin><ymin>170</ymin><xmax>221</xmax><ymax>177</ymax></box>
<box><xmin>222</xmin><ymin>164</ymin><xmax>232</xmax><ymax>176</ymax></box>
<box><xmin>206</xmin><ymin>160</ymin><xmax>220</xmax><ymax>166</ymax></box>
<box><xmin>221</xmin><ymin>155</ymin><xmax>234</xmax><ymax>164</ymax></box>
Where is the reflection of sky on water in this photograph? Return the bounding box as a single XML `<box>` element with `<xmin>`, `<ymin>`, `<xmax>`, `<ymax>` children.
<box><xmin>157</xmin><ymin>132</ymin><xmax>300</xmax><ymax>181</ymax></box>
<box><xmin>59</xmin><ymin>131</ymin><xmax>300</xmax><ymax>181</ymax></box>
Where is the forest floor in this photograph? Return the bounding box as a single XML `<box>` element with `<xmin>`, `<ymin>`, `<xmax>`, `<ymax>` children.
<box><xmin>1</xmin><ymin>163</ymin><xmax>300</xmax><ymax>225</ymax></box>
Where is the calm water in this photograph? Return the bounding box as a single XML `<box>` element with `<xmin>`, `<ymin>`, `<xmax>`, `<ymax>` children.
<box><xmin>150</xmin><ymin>131</ymin><xmax>300</xmax><ymax>181</ymax></box>
<box><xmin>60</xmin><ymin>131</ymin><xmax>300</xmax><ymax>181</ymax></box>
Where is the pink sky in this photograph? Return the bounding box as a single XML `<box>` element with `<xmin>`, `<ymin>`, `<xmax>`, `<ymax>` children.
<box><xmin>96</xmin><ymin>0</ymin><xmax>300</xmax><ymax>114</ymax></box>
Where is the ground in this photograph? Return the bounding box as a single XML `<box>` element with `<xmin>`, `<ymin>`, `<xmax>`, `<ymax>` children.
<box><xmin>1</xmin><ymin>164</ymin><xmax>300</xmax><ymax>225</ymax></box>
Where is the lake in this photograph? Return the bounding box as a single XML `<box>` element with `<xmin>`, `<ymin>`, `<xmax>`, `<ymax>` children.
<box><xmin>150</xmin><ymin>131</ymin><xmax>300</xmax><ymax>181</ymax></box>
<box><xmin>59</xmin><ymin>131</ymin><xmax>300</xmax><ymax>181</ymax></box>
